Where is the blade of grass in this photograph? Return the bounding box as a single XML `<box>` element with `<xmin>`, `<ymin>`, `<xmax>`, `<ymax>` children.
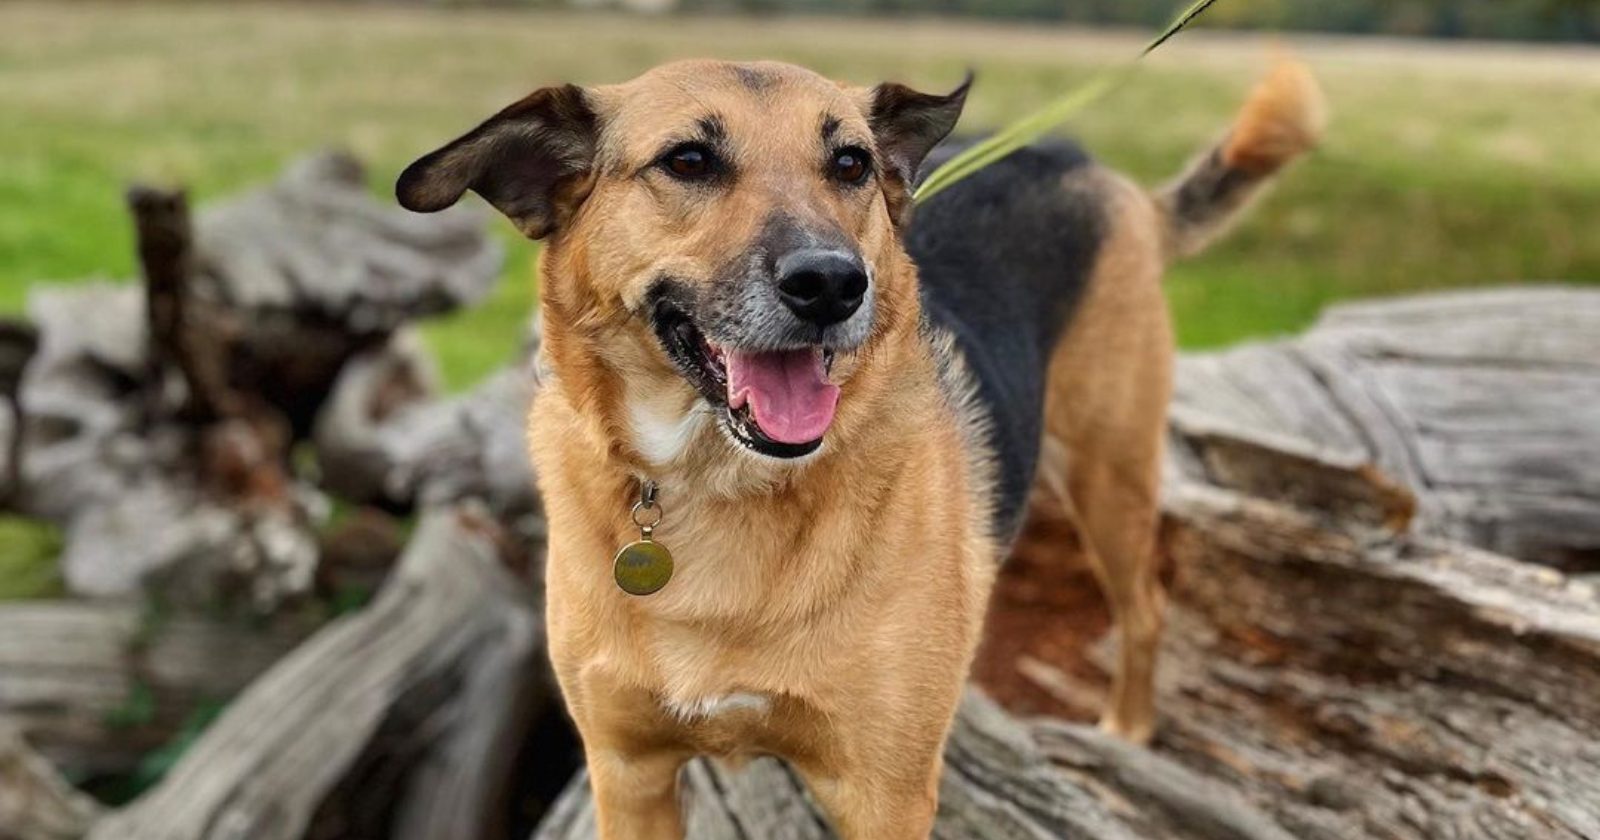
<box><xmin>914</xmin><ymin>0</ymin><xmax>1221</xmax><ymax>204</ymax></box>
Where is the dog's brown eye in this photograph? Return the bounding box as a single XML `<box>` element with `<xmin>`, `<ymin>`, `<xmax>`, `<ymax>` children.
<box><xmin>830</xmin><ymin>148</ymin><xmax>870</xmax><ymax>185</ymax></box>
<box><xmin>661</xmin><ymin>144</ymin><xmax>716</xmax><ymax>180</ymax></box>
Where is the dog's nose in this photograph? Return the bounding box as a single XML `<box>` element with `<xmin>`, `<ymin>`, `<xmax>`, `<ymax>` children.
<box><xmin>775</xmin><ymin>250</ymin><xmax>869</xmax><ymax>328</ymax></box>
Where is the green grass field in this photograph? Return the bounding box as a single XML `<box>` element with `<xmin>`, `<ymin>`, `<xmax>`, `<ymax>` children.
<box><xmin>2</xmin><ymin>4</ymin><xmax>1599</xmax><ymax>598</ymax></box>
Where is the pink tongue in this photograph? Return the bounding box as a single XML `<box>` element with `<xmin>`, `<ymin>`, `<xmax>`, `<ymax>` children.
<box><xmin>725</xmin><ymin>349</ymin><xmax>840</xmax><ymax>445</ymax></box>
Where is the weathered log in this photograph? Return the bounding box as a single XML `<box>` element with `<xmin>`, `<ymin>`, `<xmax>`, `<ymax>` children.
<box><xmin>0</xmin><ymin>721</ymin><xmax>103</xmax><ymax>840</ymax></box>
<box><xmin>310</xmin><ymin>331</ymin><xmax>441</xmax><ymax>508</ymax></box>
<box><xmin>0</xmin><ymin>318</ymin><xmax>40</xmax><ymax>507</ymax></box>
<box><xmin>11</xmin><ymin>283</ymin><xmax>145</xmax><ymax>524</ymax></box>
<box><xmin>5</xmin><ymin>150</ymin><xmax>503</xmax><ymax>602</ymax></box>
<box><xmin>1173</xmin><ymin>285</ymin><xmax>1600</xmax><ymax>570</ymax></box>
<box><xmin>0</xmin><ymin>602</ymin><xmax>310</xmax><ymax>780</ymax></box>
<box><xmin>586</xmin><ymin>470</ymin><xmax>1598</xmax><ymax>840</ymax></box>
<box><xmin>991</xmin><ymin>457</ymin><xmax>1600</xmax><ymax>838</ymax></box>
<box><xmin>1018</xmin><ymin>480</ymin><xmax>1600</xmax><ymax>840</ymax></box>
<box><xmin>535</xmin><ymin>691</ymin><xmax>1155</xmax><ymax>840</ymax></box>
<box><xmin>87</xmin><ymin>505</ymin><xmax>555</xmax><ymax>840</ymax></box>
<box><xmin>129</xmin><ymin>186</ymin><xmax>239</xmax><ymax>425</ymax></box>
<box><xmin>196</xmin><ymin>151</ymin><xmax>502</xmax><ymax>333</ymax></box>
<box><xmin>314</xmin><ymin>359</ymin><xmax>541</xmax><ymax>529</ymax></box>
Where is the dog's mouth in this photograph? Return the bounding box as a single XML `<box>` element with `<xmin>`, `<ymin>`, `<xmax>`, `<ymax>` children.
<box><xmin>653</xmin><ymin>303</ymin><xmax>839</xmax><ymax>460</ymax></box>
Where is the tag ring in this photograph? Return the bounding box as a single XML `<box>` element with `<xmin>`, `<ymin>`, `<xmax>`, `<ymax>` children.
<box><xmin>631</xmin><ymin>500</ymin><xmax>664</xmax><ymax>530</ymax></box>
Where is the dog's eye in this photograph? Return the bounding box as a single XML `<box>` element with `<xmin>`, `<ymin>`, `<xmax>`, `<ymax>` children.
<box><xmin>830</xmin><ymin>147</ymin><xmax>871</xmax><ymax>185</ymax></box>
<box><xmin>660</xmin><ymin>144</ymin><xmax>718</xmax><ymax>181</ymax></box>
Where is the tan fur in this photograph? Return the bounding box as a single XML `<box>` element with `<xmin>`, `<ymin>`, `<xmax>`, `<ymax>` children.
<box><xmin>1012</xmin><ymin>169</ymin><xmax>1173</xmax><ymax>743</ymax></box>
<box><xmin>514</xmin><ymin>59</ymin><xmax>1319</xmax><ymax>838</ymax></box>
<box><xmin>1158</xmin><ymin>56</ymin><xmax>1328</xmax><ymax>258</ymax></box>
<box><xmin>1224</xmin><ymin>56</ymin><xmax>1329</xmax><ymax>174</ymax></box>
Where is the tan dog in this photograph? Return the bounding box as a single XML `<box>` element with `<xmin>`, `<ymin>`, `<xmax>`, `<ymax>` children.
<box><xmin>399</xmin><ymin>57</ymin><xmax>1323</xmax><ymax>839</ymax></box>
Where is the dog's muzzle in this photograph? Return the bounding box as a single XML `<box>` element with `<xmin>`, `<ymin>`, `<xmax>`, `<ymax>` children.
<box><xmin>648</xmin><ymin>259</ymin><xmax>872</xmax><ymax>459</ymax></box>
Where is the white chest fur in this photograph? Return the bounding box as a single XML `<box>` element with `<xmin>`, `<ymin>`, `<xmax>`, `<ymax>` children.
<box><xmin>628</xmin><ymin>394</ymin><xmax>707</xmax><ymax>465</ymax></box>
<box><xmin>663</xmin><ymin>692</ymin><xmax>772</xmax><ymax>724</ymax></box>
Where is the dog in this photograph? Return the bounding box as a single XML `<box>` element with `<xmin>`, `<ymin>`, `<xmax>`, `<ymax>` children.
<box><xmin>398</xmin><ymin>56</ymin><xmax>1323</xmax><ymax>839</ymax></box>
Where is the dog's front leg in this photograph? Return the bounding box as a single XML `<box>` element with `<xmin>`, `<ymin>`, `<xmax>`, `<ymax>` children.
<box><xmin>587</xmin><ymin>747</ymin><xmax>687</xmax><ymax>840</ymax></box>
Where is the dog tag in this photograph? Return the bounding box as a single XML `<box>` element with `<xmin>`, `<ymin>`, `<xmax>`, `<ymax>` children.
<box><xmin>614</xmin><ymin>538</ymin><xmax>673</xmax><ymax>596</ymax></box>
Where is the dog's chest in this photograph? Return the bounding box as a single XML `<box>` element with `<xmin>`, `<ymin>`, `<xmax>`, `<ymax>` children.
<box><xmin>662</xmin><ymin>692</ymin><xmax>773</xmax><ymax>724</ymax></box>
<box><xmin>657</xmin><ymin>687</ymin><xmax>799</xmax><ymax>758</ymax></box>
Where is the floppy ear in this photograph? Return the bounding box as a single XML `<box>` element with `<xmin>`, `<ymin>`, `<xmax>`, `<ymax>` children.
<box><xmin>867</xmin><ymin>74</ymin><xmax>970</xmax><ymax>225</ymax></box>
<box><xmin>396</xmin><ymin>84</ymin><xmax>599</xmax><ymax>239</ymax></box>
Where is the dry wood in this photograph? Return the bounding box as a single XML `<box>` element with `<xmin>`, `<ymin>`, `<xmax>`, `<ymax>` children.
<box><xmin>315</xmin><ymin>359</ymin><xmax>541</xmax><ymax>526</ymax></box>
<box><xmin>542</xmin><ymin>475</ymin><xmax>1600</xmax><ymax>839</ymax></box>
<box><xmin>0</xmin><ymin>721</ymin><xmax>103</xmax><ymax>840</ymax></box>
<box><xmin>129</xmin><ymin>186</ymin><xmax>239</xmax><ymax>425</ymax></box>
<box><xmin>195</xmin><ymin>151</ymin><xmax>501</xmax><ymax>332</ymax></box>
<box><xmin>1148</xmin><ymin>481</ymin><xmax>1600</xmax><ymax>838</ymax></box>
<box><xmin>533</xmin><ymin>692</ymin><xmax>1158</xmax><ymax>840</ymax></box>
<box><xmin>87</xmin><ymin>506</ymin><xmax>550</xmax><ymax>840</ymax></box>
<box><xmin>0</xmin><ymin>319</ymin><xmax>39</xmax><ymax>507</ymax></box>
<box><xmin>6</xmin><ymin>150</ymin><xmax>503</xmax><ymax>601</ymax></box>
<box><xmin>1173</xmin><ymin>285</ymin><xmax>1600</xmax><ymax>570</ymax></box>
<box><xmin>0</xmin><ymin>602</ymin><xmax>310</xmax><ymax>780</ymax></box>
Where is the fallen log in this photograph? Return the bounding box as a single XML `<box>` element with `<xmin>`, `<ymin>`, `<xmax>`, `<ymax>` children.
<box><xmin>535</xmin><ymin>692</ymin><xmax>1149</xmax><ymax>840</ymax></box>
<box><xmin>0</xmin><ymin>601</ymin><xmax>310</xmax><ymax>781</ymax></box>
<box><xmin>1125</xmin><ymin>480</ymin><xmax>1600</xmax><ymax>840</ymax></box>
<box><xmin>0</xmin><ymin>319</ymin><xmax>40</xmax><ymax>508</ymax></box>
<box><xmin>86</xmin><ymin>505</ymin><xmax>559</xmax><ymax>840</ymax></box>
<box><xmin>314</xmin><ymin>354</ymin><xmax>540</xmax><ymax>529</ymax></box>
<box><xmin>529</xmin><ymin>479</ymin><xmax>1600</xmax><ymax>839</ymax></box>
<box><xmin>6</xmin><ymin>151</ymin><xmax>504</xmax><ymax>603</ymax></box>
<box><xmin>1173</xmin><ymin>285</ymin><xmax>1600</xmax><ymax>570</ymax></box>
<box><xmin>0</xmin><ymin>721</ymin><xmax>103</xmax><ymax>840</ymax></box>
<box><xmin>10</xmin><ymin>284</ymin><xmax>1590</xmax><ymax>839</ymax></box>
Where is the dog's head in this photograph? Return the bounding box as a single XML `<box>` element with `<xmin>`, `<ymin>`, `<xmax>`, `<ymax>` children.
<box><xmin>398</xmin><ymin>60</ymin><xmax>966</xmax><ymax>465</ymax></box>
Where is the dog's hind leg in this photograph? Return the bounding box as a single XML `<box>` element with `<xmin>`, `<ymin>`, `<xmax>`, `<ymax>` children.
<box><xmin>1050</xmin><ymin>421</ymin><xmax>1168</xmax><ymax>744</ymax></box>
<box><xmin>1021</xmin><ymin>172</ymin><xmax>1173</xmax><ymax>744</ymax></box>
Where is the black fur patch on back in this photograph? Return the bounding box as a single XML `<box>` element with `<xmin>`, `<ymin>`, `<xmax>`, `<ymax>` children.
<box><xmin>906</xmin><ymin>139</ymin><xmax>1105</xmax><ymax>540</ymax></box>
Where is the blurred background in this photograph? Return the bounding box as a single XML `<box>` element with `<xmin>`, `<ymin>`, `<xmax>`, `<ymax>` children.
<box><xmin>2</xmin><ymin>0</ymin><xmax>1598</xmax><ymax>830</ymax></box>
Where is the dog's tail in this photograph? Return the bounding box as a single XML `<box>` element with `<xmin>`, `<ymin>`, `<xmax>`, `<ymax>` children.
<box><xmin>1155</xmin><ymin>57</ymin><xmax>1327</xmax><ymax>260</ymax></box>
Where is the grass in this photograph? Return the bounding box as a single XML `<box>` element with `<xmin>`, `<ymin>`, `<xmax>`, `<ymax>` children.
<box><xmin>4</xmin><ymin>4</ymin><xmax>1599</xmax><ymax>384</ymax></box>
<box><xmin>0</xmin><ymin>515</ymin><xmax>63</xmax><ymax>599</ymax></box>
<box><xmin>2</xmin><ymin>3</ymin><xmax>1598</xmax><ymax>592</ymax></box>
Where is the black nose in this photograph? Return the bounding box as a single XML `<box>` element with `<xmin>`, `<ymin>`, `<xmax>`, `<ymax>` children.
<box><xmin>775</xmin><ymin>249</ymin><xmax>869</xmax><ymax>328</ymax></box>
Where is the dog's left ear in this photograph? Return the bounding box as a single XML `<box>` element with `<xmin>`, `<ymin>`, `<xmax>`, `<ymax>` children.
<box><xmin>396</xmin><ymin>84</ymin><xmax>598</xmax><ymax>239</ymax></box>
<box><xmin>867</xmin><ymin>74</ymin><xmax>971</xmax><ymax>226</ymax></box>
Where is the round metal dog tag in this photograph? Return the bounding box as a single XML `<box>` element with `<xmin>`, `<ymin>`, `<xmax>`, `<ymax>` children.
<box><xmin>614</xmin><ymin>539</ymin><xmax>674</xmax><ymax>596</ymax></box>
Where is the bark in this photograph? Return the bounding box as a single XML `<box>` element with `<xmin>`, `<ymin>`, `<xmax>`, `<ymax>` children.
<box><xmin>0</xmin><ymin>602</ymin><xmax>310</xmax><ymax>781</ymax></box>
<box><xmin>128</xmin><ymin>186</ymin><xmax>238</xmax><ymax>425</ymax></box>
<box><xmin>1173</xmin><ymin>285</ymin><xmax>1600</xmax><ymax>570</ymax></box>
<box><xmin>313</xmin><ymin>356</ymin><xmax>541</xmax><ymax>529</ymax></box>
<box><xmin>5</xmin><ymin>150</ymin><xmax>503</xmax><ymax>601</ymax></box>
<box><xmin>0</xmin><ymin>722</ymin><xmax>103</xmax><ymax>840</ymax></box>
<box><xmin>0</xmin><ymin>319</ymin><xmax>39</xmax><ymax>507</ymax></box>
<box><xmin>532</xmin><ymin>692</ymin><xmax>1152</xmax><ymax>840</ymax></box>
<box><xmin>85</xmin><ymin>506</ymin><xmax>554</xmax><ymax>840</ymax></box>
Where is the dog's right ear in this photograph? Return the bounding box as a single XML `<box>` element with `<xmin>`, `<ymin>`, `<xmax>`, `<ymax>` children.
<box><xmin>396</xmin><ymin>84</ymin><xmax>599</xmax><ymax>239</ymax></box>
